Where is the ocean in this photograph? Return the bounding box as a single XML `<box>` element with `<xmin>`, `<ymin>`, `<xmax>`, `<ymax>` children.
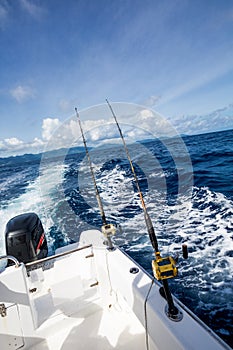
<box><xmin>0</xmin><ymin>128</ymin><xmax>232</xmax><ymax>347</ymax></box>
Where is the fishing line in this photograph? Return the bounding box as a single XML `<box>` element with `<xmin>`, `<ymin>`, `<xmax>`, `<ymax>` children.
<box><xmin>144</xmin><ymin>277</ymin><xmax>155</xmax><ymax>350</ymax></box>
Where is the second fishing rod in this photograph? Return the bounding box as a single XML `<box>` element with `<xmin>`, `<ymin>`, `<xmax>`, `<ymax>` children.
<box><xmin>106</xmin><ymin>99</ymin><xmax>182</xmax><ymax>321</ymax></box>
<box><xmin>75</xmin><ymin>108</ymin><xmax>115</xmax><ymax>250</ymax></box>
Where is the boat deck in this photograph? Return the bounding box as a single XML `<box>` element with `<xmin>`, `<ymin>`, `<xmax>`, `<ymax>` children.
<box><xmin>33</xmin><ymin>300</ymin><xmax>153</xmax><ymax>350</ymax></box>
<box><xmin>1</xmin><ymin>236</ymin><xmax>231</xmax><ymax>350</ymax></box>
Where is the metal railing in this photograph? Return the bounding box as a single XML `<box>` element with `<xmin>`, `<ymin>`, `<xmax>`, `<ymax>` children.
<box><xmin>0</xmin><ymin>255</ymin><xmax>20</xmax><ymax>268</ymax></box>
<box><xmin>25</xmin><ymin>244</ymin><xmax>92</xmax><ymax>268</ymax></box>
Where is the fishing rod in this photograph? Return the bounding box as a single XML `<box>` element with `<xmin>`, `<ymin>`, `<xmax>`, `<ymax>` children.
<box><xmin>106</xmin><ymin>100</ymin><xmax>182</xmax><ymax>321</ymax></box>
<box><xmin>75</xmin><ymin>108</ymin><xmax>115</xmax><ymax>250</ymax></box>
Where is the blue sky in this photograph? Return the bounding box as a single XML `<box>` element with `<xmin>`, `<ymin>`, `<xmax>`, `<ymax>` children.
<box><xmin>1</xmin><ymin>0</ymin><xmax>233</xmax><ymax>156</ymax></box>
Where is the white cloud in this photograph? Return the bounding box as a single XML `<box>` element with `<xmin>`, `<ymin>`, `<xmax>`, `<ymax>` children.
<box><xmin>20</xmin><ymin>0</ymin><xmax>46</xmax><ymax>20</ymax></box>
<box><xmin>41</xmin><ymin>117</ymin><xmax>96</xmax><ymax>151</ymax></box>
<box><xmin>140</xmin><ymin>109</ymin><xmax>154</xmax><ymax>119</ymax></box>
<box><xmin>120</xmin><ymin>107</ymin><xmax>177</xmax><ymax>138</ymax></box>
<box><xmin>10</xmin><ymin>85</ymin><xmax>35</xmax><ymax>103</ymax></box>
<box><xmin>83</xmin><ymin>119</ymin><xmax>108</xmax><ymax>141</ymax></box>
<box><xmin>0</xmin><ymin>140</ymin><xmax>6</xmax><ymax>150</ymax></box>
<box><xmin>0</xmin><ymin>136</ymin><xmax>46</xmax><ymax>157</ymax></box>
<box><xmin>0</xmin><ymin>117</ymin><xmax>79</xmax><ymax>156</ymax></box>
<box><xmin>143</xmin><ymin>95</ymin><xmax>161</xmax><ymax>107</ymax></box>
<box><xmin>0</xmin><ymin>0</ymin><xmax>45</xmax><ymax>30</ymax></box>
<box><xmin>41</xmin><ymin>117</ymin><xmax>86</xmax><ymax>151</ymax></box>
<box><xmin>5</xmin><ymin>137</ymin><xmax>23</xmax><ymax>146</ymax></box>
<box><xmin>0</xmin><ymin>0</ymin><xmax>9</xmax><ymax>30</ymax></box>
<box><xmin>169</xmin><ymin>104</ymin><xmax>233</xmax><ymax>135</ymax></box>
<box><xmin>40</xmin><ymin>116</ymin><xmax>120</xmax><ymax>153</ymax></box>
<box><xmin>42</xmin><ymin>118</ymin><xmax>61</xmax><ymax>141</ymax></box>
<box><xmin>27</xmin><ymin>137</ymin><xmax>43</xmax><ymax>148</ymax></box>
<box><xmin>1</xmin><ymin>103</ymin><xmax>233</xmax><ymax>158</ymax></box>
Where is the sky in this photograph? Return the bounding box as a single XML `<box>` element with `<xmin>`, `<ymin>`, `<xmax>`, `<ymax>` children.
<box><xmin>1</xmin><ymin>0</ymin><xmax>233</xmax><ymax>156</ymax></box>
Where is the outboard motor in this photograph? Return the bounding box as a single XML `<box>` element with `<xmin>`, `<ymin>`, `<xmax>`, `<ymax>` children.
<box><xmin>5</xmin><ymin>212</ymin><xmax>48</xmax><ymax>263</ymax></box>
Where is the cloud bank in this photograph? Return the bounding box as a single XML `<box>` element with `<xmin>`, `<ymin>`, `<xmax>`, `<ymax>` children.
<box><xmin>0</xmin><ymin>103</ymin><xmax>233</xmax><ymax>158</ymax></box>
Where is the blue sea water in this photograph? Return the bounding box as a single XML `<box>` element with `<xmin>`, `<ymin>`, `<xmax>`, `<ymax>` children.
<box><xmin>0</xmin><ymin>128</ymin><xmax>233</xmax><ymax>347</ymax></box>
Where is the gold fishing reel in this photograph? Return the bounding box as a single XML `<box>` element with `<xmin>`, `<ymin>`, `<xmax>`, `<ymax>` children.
<box><xmin>152</xmin><ymin>252</ymin><xmax>178</xmax><ymax>281</ymax></box>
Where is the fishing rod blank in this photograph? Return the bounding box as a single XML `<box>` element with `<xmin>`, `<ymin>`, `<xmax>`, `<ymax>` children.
<box><xmin>106</xmin><ymin>100</ymin><xmax>182</xmax><ymax>321</ymax></box>
<box><xmin>75</xmin><ymin>108</ymin><xmax>115</xmax><ymax>249</ymax></box>
<box><xmin>106</xmin><ymin>100</ymin><xmax>158</xmax><ymax>252</ymax></box>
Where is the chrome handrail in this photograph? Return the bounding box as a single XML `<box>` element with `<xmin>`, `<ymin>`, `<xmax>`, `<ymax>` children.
<box><xmin>0</xmin><ymin>255</ymin><xmax>20</xmax><ymax>268</ymax></box>
<box><xmin>25</xmin><ymin>243</ymin><xmax>92</xmax><ymax>267</ymax></box>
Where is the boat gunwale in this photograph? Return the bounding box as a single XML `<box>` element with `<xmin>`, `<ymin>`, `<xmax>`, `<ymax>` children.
<box><xmin>117</xmin><ymin>246</ymin><xmax>232</xmax><ymax>350</ymax></box>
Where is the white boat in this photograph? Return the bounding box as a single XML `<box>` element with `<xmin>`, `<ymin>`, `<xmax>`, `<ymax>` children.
<box><xmin>0</xmin><ymin>212</ymin><xmax>231</xmax><ymax>350</ymax></box>
<box><xmin>1</xmin><ymin>104</ymin><xmax>232</xmax><ymax>350</ymax></box>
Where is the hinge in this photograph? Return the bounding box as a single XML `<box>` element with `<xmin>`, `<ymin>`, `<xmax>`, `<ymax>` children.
<box><xmin>0</xmin><ymin>303</ymin><xmax>7</xmax><ymax>317</ymax></box>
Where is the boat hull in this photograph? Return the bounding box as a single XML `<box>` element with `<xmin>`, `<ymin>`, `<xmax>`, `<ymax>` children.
<box><xmin>0</xmin><ymin>230</ymin><xmax>231</xmax><ymax>350</ymax></box>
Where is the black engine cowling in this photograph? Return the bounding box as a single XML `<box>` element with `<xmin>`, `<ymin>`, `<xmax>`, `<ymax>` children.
<box><xmin>5</xmin><ymin>212</ymin><xmax>48</xmax><ymax>263</ymax></box>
